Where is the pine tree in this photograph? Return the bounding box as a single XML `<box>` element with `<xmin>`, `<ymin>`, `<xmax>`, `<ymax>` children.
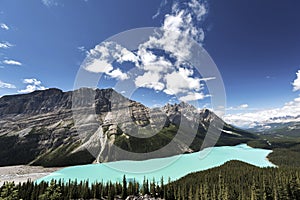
<box><xmin>39</xmin><ymin>180</ymin><xmax>62</xmax><ymax>200</ymax></box>
<box><xmin>0</xmin><ymin>182</ymin><xmax>19</xmax><ymax>200</ymax></box>
<box><xmin>121</xmin><ymin>175</ymin><xmax>127</xmax><ymax>199</ymax></box>
<box><xmin>194</xmin><ymin>185</ymin><xmax>200</xmax><ymax>200</ymax></box>
<box><xmin>188</xmin><ymin>186</ymin><xmax>193</xmax><ymax>200</ymax></box>
<box><xmin>150</xmin><ymin>178</ymin><xmax>156</xmax><ymax>195</ymax></box>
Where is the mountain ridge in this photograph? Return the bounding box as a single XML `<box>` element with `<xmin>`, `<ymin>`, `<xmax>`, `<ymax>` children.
<box><xmin>0</xmin><ymin>88</ymin><xmax>256</xmax><ymax>167</ymax></box>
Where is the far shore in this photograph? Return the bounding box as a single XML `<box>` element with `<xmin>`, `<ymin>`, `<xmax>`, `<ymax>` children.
<box><xmin>0</xmin><ymin>165</ymin><xmax>62</xmax><ymax>186</ymax></box>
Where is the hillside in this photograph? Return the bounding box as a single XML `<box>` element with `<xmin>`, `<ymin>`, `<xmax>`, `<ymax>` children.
<box><xmin>0</xmin><ymin>88</ymin><xmax>256</xmax><ymax>167</ymax></box>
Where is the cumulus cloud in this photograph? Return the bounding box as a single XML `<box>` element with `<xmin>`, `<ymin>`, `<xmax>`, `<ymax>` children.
<box><xmin>179</xmin><ymin>92</ymin><xmax>205</xmax><ymax>101</ymax></box>
<box><xmin>164</xmin><ymin>67</ymin><xmax>202</xmax><ymax>95</ymax></box>
<box><xmin>137</xmin><ymin>49</ymin><xmax>172</xmax><ymax>73</ymax></box>
<box><xmin>3</xmin><ymin>59</ymin><xmax>22</xmax><ymax>66</ymax></box>
<box><xmin>132</xmin><ymin>0</ymin><xmax>209</xmax><ymax>97</ymax></box>
<box><xmin>107</xmin><ymin>68</ymin><xmax>129</xmax><ymax>80</ymax></box>
<box><xmin>140</xmin><ymin>0</ymin><xmax>207</xmax><ymax>63</ymax></box>
<box><xmin>0</xmin><ymin>42</ymin><xmax>13</xmax><ymax>49</ymax></box>
<box><xmin>83</xmin><ymin>0</ymin><xmax>212</xmax><ymax>101</ymax></box>
<box><xmin>83</xmin><ymin>42</ymin><xmax>134</xmax><ymax>80</ymax></box>
<box><xmin>292</xmin><ymin>70</ymin><xmax>300</xmax><ymax>91</ymax></box>
<box><xmin>84</xmin><ymin>58</ymin><xmax>113</xmax><ymax>74</ymax></box>
<box><xmin>0</xmin><ymin>23</ymin><xmax>9</xmax><ymax>30</ymax></box>
<box><xmin>135</xmin><ymin>71</ymin><xmax>165</xmax><ymax>91</ymax></box>
<box><xmin>0</xmin><ymin>80</ymin><xmax>16</xmax><ymax>89</ymax></box>
<box><xmin>18</xmin><ymin>78</ymin><xmax>47</xmax><ymax>93</ymax></box>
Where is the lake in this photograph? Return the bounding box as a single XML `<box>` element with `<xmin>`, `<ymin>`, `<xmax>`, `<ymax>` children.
<box><xmin>36</xmin><ymin>144</ymin><xmax>276</xmax><ymax>184</ymax></box>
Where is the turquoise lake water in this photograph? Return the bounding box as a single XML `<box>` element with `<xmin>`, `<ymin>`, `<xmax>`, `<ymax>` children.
<box><xmin>37</xmin><ymin>144</ymin><xmax>276</xmax><ymax>184</ymax></box>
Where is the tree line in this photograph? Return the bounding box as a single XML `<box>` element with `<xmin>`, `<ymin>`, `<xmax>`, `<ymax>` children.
<box><xmin>1</xmin><ymin>160</ymin><xmax>300</xmax><ymax>199</ymax></box>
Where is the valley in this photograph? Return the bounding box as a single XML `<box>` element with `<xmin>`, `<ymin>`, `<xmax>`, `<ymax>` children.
<box><xmin>0</xmin><ymin>88</ymin><xmax>300</xmax><ymax>199</ymax></box>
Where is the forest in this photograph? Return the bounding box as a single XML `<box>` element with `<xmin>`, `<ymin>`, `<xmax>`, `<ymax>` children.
<box><xmin>1</xmin><ymin>135</ymin><xmax>300</xmax><ymax>199</ymax></box>
<box><xmin>1</xmin><ymin>161</ymin><xmax>300</xmax><ymax>199</ymax></box>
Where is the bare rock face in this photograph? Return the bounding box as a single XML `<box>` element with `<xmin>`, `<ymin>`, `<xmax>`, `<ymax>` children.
<box><xmin>0</xmin><ymin>88</ymin><xmax>255</xmax><ymax>167</ymax></box>
<box><xmin>0</xmin><ymin>88</ymin><xmax>161</xmax><ymax>166</ymax></box>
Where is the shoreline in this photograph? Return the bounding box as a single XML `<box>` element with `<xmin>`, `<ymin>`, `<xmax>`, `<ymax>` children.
<box><xmin>0</xmin><ymin>165</ymin><xmax>62</xmax><ymax>186</ymax></box>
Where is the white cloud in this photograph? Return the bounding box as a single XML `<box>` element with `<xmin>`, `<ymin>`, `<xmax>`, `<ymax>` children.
<box><xmin>0</xmin><ymin>42</ymin><xmax>13</xmax><ymax>49</ymax></box>
<box><xmin>18</xmin><ymin>78</ymin><xmax>47</xmax><ymax>93</ymax></box>
<box><xmin>23</xmin><ymin>78</ymin><xmax>41</xmax><ymax>85</ymax></box>
<box><xmin>83</xmin><ymin>42</ymin><xmax>133</xmax><ymax>80</ymax></box>
<box><xmin>140</xmin><ymin>0</ymin><xmax>207</xmax><ymax>63</ymax></box>
<box><xmin>114</xmin><ymin>43</ymin><xmax>138</xmax><ymax>64</ymax></box>
<box><xmin>292</xmin><ymin>70</ymin><xmax>300</xmax><ymax>91</ymax></box>
<box><xmin>0</xmin><ymin>23</ymin><xmax>9</xmax><ymax>30</ymax></box>
<box><xmin>152</xmin><ymin>0</ymin><xmax>168</xmax><ymax>19</ymax></box>
<box><xmin>224</xmin><ymin>105</ymin><xmax>300</xmax><ymax>128</ymax></box>
<box><xmin>82</xmin><ymin>0</ymin><xmax>212</xmax><ymax>101</ymax></box>
<box><xmin>227</xmin><ymin>104</ymin><xmax>249</xmax><ymax>111</ymax></box>
<box><xmin>0</xmin><ymin>80</ymin><xmax>16</xmax><ymax>89</ymax></box>
<box><xmin>239</xmin><ymin>104</ymin><xmax>249</xmax><ymax>109</ymax></box>
<box><xmin>225</xmin><ymin>70</ymin><xmax>300</xmax><ymax>128</ymax></box>
<box><xmin>135</xmin><ymin>71</ymin><xmax>165</xmax><ymax>91</ymax></box>
<box><xmin>107</xmin><ymin>68</ymin><xmax>129</xmax><ymax>81</ymax></box>
<box><xmin>137</xmin><ymin>49</ymin><xmax>172</xmax><ymax>73</ymax></box>
<box><xmin>199</xmin><ymin>77</ymin><xmax>216</xmax><ymax>82</ymax></box>
<box><xmin>225</xmin><ymin>101</ymin><xmax>300</xmax><ymax>128</ymax></box>
<box><xmin>188</xmin><ymin>0</ymin><xmax>207</xmax><ymax>21</ymax></box>
<box><xmin>84</xmin><ymin>59</ymin><xmax>113</xmax><ymax>74</ymax></box>
<box><xmin>164</xmin><ymin>67</ymin><xmax>202</xmax><ymax>95</ymax></box>
<box><xmin>41</xmin><ymin>0</ymin><xmax>58</xmax><ymax>7</ymax></box>
<box><xmin>3</xmin><ymin>59</ymin><xmax>22</xmax><ymax>66</ymax></box>
<box><xmin>77</xmin><ymin>46</ymin><xmax>86</xmax><ymax>52</ymax></box>
<box><xmin>179</xmin><ymin>92</ymin><xmax>205</xmax><ymax>102</ymax></box>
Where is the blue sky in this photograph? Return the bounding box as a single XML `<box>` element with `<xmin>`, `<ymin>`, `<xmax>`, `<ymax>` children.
<box><xmin>1</xmin><ymin>0</ymin><xmax>300</xmax><ymax>127</ymax></box>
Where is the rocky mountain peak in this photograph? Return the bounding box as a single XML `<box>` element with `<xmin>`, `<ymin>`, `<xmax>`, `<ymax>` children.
<box><xmin>0</xmin><ymin>88</ymin><xmax>254</xmax><ymax>167</ymax></box>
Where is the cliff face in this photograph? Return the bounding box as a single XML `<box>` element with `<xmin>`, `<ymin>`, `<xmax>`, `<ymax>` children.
<box><xmin>0</xmin><ymin>88</ymin><xmax>255</xmax><ymax>167</ymax></box>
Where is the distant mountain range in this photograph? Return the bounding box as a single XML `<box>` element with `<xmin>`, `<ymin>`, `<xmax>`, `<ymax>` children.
<box><xmin>0</xmin><ymin>88</ymin><xmax>256</xmax><ymax>167</ymax></box>
<box><xmin>248</xmin><ymin>120</ymin><xmax>300</xmax><ymax>138</ymax></box>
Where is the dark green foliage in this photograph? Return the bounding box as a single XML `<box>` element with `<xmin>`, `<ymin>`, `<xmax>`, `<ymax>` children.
<box><xmin>32</xmin><ymin>141</ymin><xmax>95</xmax><ymax>167</ymax></box>
<box><xmin>114</xmin><ymin>124</ymin><xmax>178</xmax><ymax>153</ymax></box>
<box><xmin>114</xmin><ymin>122</ymin><xmax>257</xmax><ymax>154</ymax></box>
<box><xmin>248</xmin><ymin>135</ymin><xmax>300</xmax><ymax>167</ymax></box>
<box><xmin>0</xmin><ymin>182</ymin><xmax>18</xmax><ymax>200</ymax></box>
<box><xmin>166</xmin><ymin>161</ymin><xmax>300</xmax><ymax>200</ymax></box>
<box><xmin>2</xmin><ymin>160</ymin><xmax>300</xmax><ymax>200</ymax></box>
<box><xmin>39</xmin><ymin>180</ymin><xmax>62</xmax><ymax>200</ymax></box>
<box><xmin>121</xmin><ymin>175</ymin><xmax>127</xmax><ymax>199</ymax></box>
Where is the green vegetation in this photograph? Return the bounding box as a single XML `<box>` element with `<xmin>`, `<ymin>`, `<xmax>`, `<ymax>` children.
<box><xmin>114</xmin><ymin>124</ymin><xmax>178</xmax><ymax>153</ymax></box>
<box><xmin>1</xmin><ymin>160</ymin><xmax>300</xmax><ymax>199</ymax></box>
<box><xmin>2</xmin><ymin>120</ymin><xmax>300</xmax><ymax>199</ymax></box>
<box><xmin>248</xmin><ymin>134</ymin><xmax>300</xmax><ymax>167</ymax></box>
<box><xmin>113</xmin><ymin>122</ymin><xmax>257</xmax><ymax>154</ymax></box>
<box><xmin>32</xmin><ymin>141</ymin><xmax>95</xmax><ymax>167</ymax></box>
<box><xmin>166</xmin><ymin>161</ymin><xmax>300</xmax><ymax>200</ymax></box>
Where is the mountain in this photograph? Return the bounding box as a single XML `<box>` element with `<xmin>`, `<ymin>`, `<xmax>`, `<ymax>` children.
<box><xmin>247</xmin><ymin>115</ymin><xmax>300</xmax><ymax>133</ymax></box>
<box><xmin>249</xmin><ymin>121</ymin><xmax>300</xmax><ymax>138</ymax></box>
<box><xmin>0</xmin><ymin>88</ymin><xmax>256</xmax><ymax>167</ymax></box>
